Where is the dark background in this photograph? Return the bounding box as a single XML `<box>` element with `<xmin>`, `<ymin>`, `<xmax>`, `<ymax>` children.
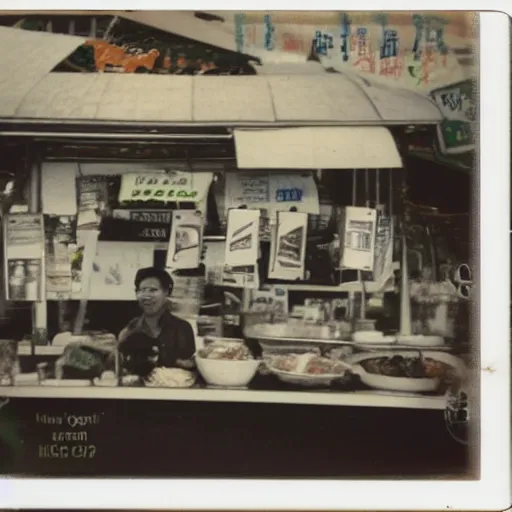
<box><xmin>0</xmin><ymin>398</ymin><xmax>472</xmax><ymax>479</ymax></box>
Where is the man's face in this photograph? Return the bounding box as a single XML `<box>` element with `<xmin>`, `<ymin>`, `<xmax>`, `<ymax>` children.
<box><xmin>136</xmin><ymin>277</ymin><xmax>169</xmax><ymax>317</ymax></box>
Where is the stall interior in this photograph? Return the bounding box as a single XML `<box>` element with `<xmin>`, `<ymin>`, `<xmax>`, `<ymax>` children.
<box><xmin>0</xmin><ymin>142</ymin><xmax>470</xmax><ymax>399</ymax></box>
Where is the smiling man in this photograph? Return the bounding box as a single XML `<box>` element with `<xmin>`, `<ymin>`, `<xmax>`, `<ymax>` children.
<box><xmin>118</xmin><ymin>267</ymin><xmax>196</xmax><ymax>377</ymax></box>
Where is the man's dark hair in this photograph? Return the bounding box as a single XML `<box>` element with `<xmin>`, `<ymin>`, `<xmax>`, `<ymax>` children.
<box><xmin>134</xmin><ymin>267</ymin><xmax>174</xmax><ymax>294</ymax></box>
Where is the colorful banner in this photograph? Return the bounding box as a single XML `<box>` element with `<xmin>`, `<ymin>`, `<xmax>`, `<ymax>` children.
<box><xmin>232</xmin><ymin>12</ymin><xmax>473</xmax><ymax>93</ymax></box>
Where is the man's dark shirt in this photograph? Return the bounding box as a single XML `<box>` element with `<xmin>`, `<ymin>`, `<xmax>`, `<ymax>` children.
<box><xmin>118</xmin><ymin>309</ymin><xmax>195</xmax><ymax>372</ymax></box>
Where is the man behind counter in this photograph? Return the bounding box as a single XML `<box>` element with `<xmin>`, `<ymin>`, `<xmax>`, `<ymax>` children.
<box><xmin>118</xmin><ymin>267</ymin><xmax>196</xmax><ymax>378</ymax></box>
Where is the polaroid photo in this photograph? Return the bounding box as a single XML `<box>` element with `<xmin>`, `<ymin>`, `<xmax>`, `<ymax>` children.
<box><xmin>0</xmin><ymin>5</ymin><xmax>509</xmax><ymax>511</ymax></box>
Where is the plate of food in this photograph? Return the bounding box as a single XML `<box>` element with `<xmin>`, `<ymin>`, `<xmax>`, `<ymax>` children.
<box><xmin>144</xmin><ymin>367</ymin><xmax>196</xmax><ymax>388</ymax></box>
<box><xmin>265</xmin><ymin>352</ymin><xmax>352</xmax><ymax>387</ymax></box>
<box><xmin>345</xmin><ymin>351</ymin><xmax>466</xmax><ymax>393</ymax></box>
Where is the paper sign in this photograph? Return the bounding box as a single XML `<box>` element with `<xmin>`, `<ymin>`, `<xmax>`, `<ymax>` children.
<box><xmin>77</xmin><ymin>176</ymin><xmax>108</xmax><ymax>229</ymax></box>
<box><xmin>225</xmin><ymin>173</ymin><xmax>270</xmax><ymax>206</ymax></box>
<box><xmin>341</xmin><ymin>206</ymin><xmax>377</xmax><ymax>271</ymax></box>
<box><xmin>225</xmin><ymin>209</ymin><xmax>260</xmax><ymax>268</ymax></box>
<box><xmin>41</xmin><ymin>163</ymin><xmax>78</xmax><ymax>216</ymax></box>
<box><xmin>247</xmin><ymin>286</ymin><xmax>288</xmax><ymax>317</ymax></box>
<box><xmin>118</xmin><ymin>171</ymin><xmax>213</xmax><ymax>204</ymax></box>
<box><xmin>89</xmin><ymin>242</ymin><xmax>154</xmax><ymax>301</ymax></box>
<box><xmin>166</xmin><ymin>210</ymin><xmax>203</xmax><ymax>270</ymax></box>
<box><xmin>4</xmin><ymin>213</ymin><xmax>44</xmax><ymax>260</ymax></box>
<box><xmin>224</xmin><ymin>172</ymin><xmax>319</xmax><ymax>218</ymax></box>
<box><xmin>44</xmin><ymin>215</ymin><xmax>77</xmax><ymax>299</ymax></box>
<box><xmin>71</xmin><ymin>230</ymin><xmax>99</xmax><ymax>299</ymax></box>
<box><xmin>268</xmin><ymin>211</ymin><xmax>308</xmax><ymax>281</ymax></box>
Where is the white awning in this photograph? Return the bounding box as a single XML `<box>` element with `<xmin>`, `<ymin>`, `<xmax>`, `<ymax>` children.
<box><xmin>234</xmin><ymin>127</ymin><xmax>403</xmax><ymax>169</ymax></box>
<box><xmin>0</xmin><ymin>26</ymin><xmax>85</xmax><ymax>117</ymax></box>
<box><xmin>0</xmin><ymin>27</ymin><xmax>442</xmax><ymax>127</ymax></box>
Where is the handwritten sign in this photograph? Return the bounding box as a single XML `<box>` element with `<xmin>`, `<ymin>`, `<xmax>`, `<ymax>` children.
<box><xmin>35</xmin><ymin>412</ymin><xmax>101</xmax><ymax>460</ymax></box>
<box><xmin>225</xmin><ymin>173</ymin><xmax>270</xmax><ymax>206</ymax></box>
<box><xmin>235</xmin><ymin>13</ymin><xmax>245</xmax><ymax>52</ymax></box>
<box><xmin>340</xmin><ymin>14</ymin><xmax>352</xmax><ymax>62</ymax></box>
<box><xmin>312</xmin><ymin>30</ymin><xmax>334</xmax><ymax>56</ymax></box>
<box><xmin>380</xmin><ymin>29</ymin><xmax>399</xmax><ymax>59</ymax></box>
<box><xmin>118</xmin><ymin>171</ymin><xmax>213</xmax><ymax>204</ymax></box>
<box><xmin>264</xmin><ymin>14</ymin><xmax>275</xmax><ymax>51</ymax></box>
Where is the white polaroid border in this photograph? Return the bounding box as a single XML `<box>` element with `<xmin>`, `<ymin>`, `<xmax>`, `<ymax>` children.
<box><xmin>0</xmin><ymin>3</ymin><xmax>510</xmax><ymax>511</ymax></box>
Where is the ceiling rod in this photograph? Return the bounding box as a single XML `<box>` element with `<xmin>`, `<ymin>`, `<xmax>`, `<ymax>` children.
<box><xmin>0</xmin><ymin>132</ymin><xmax>233</xmax><ymax>141</ymax></box>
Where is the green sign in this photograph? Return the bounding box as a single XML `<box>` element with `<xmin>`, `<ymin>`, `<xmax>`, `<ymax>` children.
<box><xmin>430</xmin><ymin>80</ymin><xmax>475</xmax><ymax>155</ymax></box>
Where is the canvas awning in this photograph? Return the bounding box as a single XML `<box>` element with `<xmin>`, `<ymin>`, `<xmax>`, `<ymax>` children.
<box><xmin>233</xmin><ymin>127</ymin><xmax>403</xmax><ymax>169</ymax></box>
<box><xmin>0</xmin><ymin>26</ymin><xmax>443</xmax><ymax>128</ymax></box>
<box><xmin>1</xmin><ymin>72</ymin><xmax>442</xmax><ymax>126</ymax></box>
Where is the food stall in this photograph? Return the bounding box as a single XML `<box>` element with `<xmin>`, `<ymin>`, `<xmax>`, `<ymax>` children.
<box><xmin>0</xmin><ymin>26</ymin><xmax>471</xmax><ymax>413</ymax></box>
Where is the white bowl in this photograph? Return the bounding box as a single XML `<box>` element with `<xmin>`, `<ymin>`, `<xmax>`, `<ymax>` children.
<box><xmin>346</xmin><ymin>351</ymin><xmax>466</xmax><ymax>393</ymax></box>
<box><xmin>195</xmin><ymin>355</ymin><xmax>260</xmax><ymax>387</ymax></box>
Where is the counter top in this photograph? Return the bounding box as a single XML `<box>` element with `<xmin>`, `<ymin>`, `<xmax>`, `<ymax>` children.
<box><xmin>0</xmin><ymin>385</ymin><xmax>447</xmax><ymax>410</ymax></box>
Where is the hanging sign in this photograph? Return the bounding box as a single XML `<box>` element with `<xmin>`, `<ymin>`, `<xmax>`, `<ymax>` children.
<box><xmin>118</xmin><ymin>171</ymin><xmax>213</xmax><ymax>204</ymax></box>
<box><xmin>430</xmin><ymin>80</ymin><xmax>475</xmax><ymax>154</ymax></box>
<box><xmin>341</xmin><ymin>206</ymin><xmax>378</xmax><ymax>272</ymax></box>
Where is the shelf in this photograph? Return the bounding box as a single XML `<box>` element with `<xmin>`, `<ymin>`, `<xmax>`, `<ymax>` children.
<box><xmin>17</xmin><ymin>344</ymin><xmax>65</xmax><ymax>356</ymax></box>
<box><xmin>0</xmin><ymin>386</ymin><xmax>447</xmax><ymax>410</ymax></box>
<box><xmin>17</xmin><ymin>336</ymin><xmax>207</xmax><ymax>356</ymax></box>
<box><xmin>283</xmin><ymin>281</ymin><xmax>395</xmax><ymax>293</ymax></box>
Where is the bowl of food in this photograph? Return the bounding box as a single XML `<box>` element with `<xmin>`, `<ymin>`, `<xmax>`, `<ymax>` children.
<box><xmin>266</xmin><ymin>352</ymin><xmax>352</xmax><ymax>387</ymax></box>
<box><xmin>345</xmin><ymin>351</ymin><xmax>466</xmax><ymax>393</ymax></box>
<box><xmin>195</xmin><ymin>341</ymin><xmax>260</xmax><ymax>387</ymax></box>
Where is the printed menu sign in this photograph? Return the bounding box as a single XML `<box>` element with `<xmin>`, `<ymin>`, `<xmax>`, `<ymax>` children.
<box><xmin>118</xmin><ymin>171</ymin><xmax>213</xmax><ymax>204</ymax></box>
<box><xmin>44</xmin><ymin>215</ymin><xmax>77</xmax><ymax>299</ymax></box>
<box><xmin>341</xmin><ymin>207</ymin><xmax>377</xmax><ymax>272</ymax></box>
<box><xmin>3</xmin><ymin>214</ymin><xmax>44</xmax><ymax>301</ymax></box>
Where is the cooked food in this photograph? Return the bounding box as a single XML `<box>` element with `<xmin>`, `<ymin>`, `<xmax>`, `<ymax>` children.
<box><xmin>197</xmin><ymin>342</ymin><xmax>253</xmax><ymax>361</ymax></box>
<box><xmin>145</xmin><ymin>367</ymin><xmax>195</xmax><ymax>388</ymax></box>
<box><xmin>360</xmin><ymin>355</ymin><xmax>454</xmax><ymax>379</ymax></box>
<box><xmin>270</xmin><ymin>353</ymin><xmax>348</xmax><ymax>375</ymax></box>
